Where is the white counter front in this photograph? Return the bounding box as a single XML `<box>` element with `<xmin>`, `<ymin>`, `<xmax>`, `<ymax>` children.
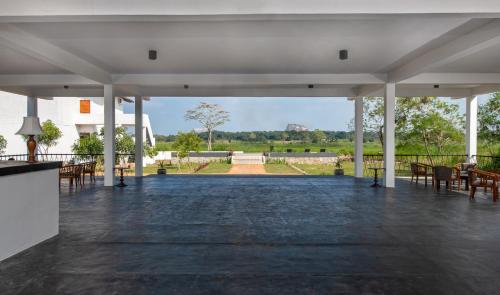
<box><xmin>0</xmin><ymin>162</ymin><xmax>60</xmax><ymax>261</ymax></box>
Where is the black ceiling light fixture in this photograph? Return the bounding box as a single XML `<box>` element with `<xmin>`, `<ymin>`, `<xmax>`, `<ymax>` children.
<box><xmin>434</xmin><ymin>84</ymin><xmax>440</xmax><ymax>88</ymax></box>
<box><xmin>308</xmin><ymin>84</ymin><xmax>314</xmax><ymax>89</ymax></box>
<box><xmin>148</xmin><ymin>49</ymin><xmax>157</xmax><ymax>60</ymax></box>
<box><xmin>63</xmin><ymin>85</ymin><xmax>69</xmax><ymax>89</ymax></box>
<box><xmin>184</xmin><ymin>85</ymin><xmax>189</xmax><ymax>89</ymax></box>
<box><xmin>339</xmin><ymin>49</ymin><xmax>349</xmax><ymax>60</ymax></box>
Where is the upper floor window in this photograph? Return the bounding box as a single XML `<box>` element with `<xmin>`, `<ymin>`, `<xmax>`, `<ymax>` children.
<box><xmin>80</xmin><ymin>99</ymin><xmax>90</xmax><ymax>113</ymax></box>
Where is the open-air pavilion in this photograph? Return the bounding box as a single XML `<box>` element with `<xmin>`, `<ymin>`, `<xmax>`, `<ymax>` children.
<box><xmin>0</xmin><ymin>1</ymin><xmax>500</xmax><ymax>294</ymax></box>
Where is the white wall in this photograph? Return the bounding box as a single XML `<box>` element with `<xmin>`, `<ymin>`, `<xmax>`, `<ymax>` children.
<box><xmin>0</xmin><ymin>169</ymin><xmax>59</xmax><ymax>261</ymax></box>
<box><xmin>0</xmin><ymin>91</ymin><xmax>155</xmax><ymax>155</ymax></box>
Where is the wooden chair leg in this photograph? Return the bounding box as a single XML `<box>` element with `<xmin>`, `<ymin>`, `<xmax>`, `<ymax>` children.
<box><xmin>470</xmin><ymin>187</ymin><xmax>476</xmax><ymax>199</ymax></box>
<box><xmin>411</xmin><ymin>175</ymin><xmax>414</xmax><ymax>184</ymax></box>
<box><xmin>425</xmin><ymin>175</ymin><xmax>428</xmax><ymax>187</ymax></box>
<box><xmin>416</xmin><ymin>175</ymin><xmax>419</xmax><ymax>185</ymax></box>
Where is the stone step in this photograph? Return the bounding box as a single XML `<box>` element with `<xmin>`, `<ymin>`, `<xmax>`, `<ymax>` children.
<box><xmin>231</xmin><ymin>153</ymin><xmax>265</xmax><ymax>164</ymax></box>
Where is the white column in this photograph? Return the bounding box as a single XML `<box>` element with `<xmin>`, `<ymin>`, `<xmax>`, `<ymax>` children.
<box><xmin>465</xmin><ymin>96</ymin><xmax>478</xmax><ymax>163</ymax></box>
<box><xmin>103</xmin><ymin>85</ymin><xmax>116</xmax><ymax>186</ymax></box>
<box><xmin>354</xmin><ymin>97</ymin><xmax>364</xmax><ymax>178</ymax></box>
<box><xmin>383</xmin><ymin>83</ymin><xmax>396</xmax><ymax>188</ymax></box>
<box><xmin>135</xmin><ymin>96</ymin><xmax>144</xmax><ymax>177</ymax></box>
<box><xmin>27</xmin><ymin>96</ymin><xmax>37</xmax><ymax>116</ymax></box>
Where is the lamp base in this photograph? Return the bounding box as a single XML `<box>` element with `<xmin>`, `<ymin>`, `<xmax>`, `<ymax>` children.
<box><xmin>27</xmin><ymin>135</ymin><xmax>37</xmax><ymax>164</ymax></box>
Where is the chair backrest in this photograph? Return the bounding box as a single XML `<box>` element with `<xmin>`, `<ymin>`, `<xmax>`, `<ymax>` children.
<box><xmin>410</xmin><ymin>163</ymin><xmax>418</xmax><ymax>174</ymax></box>
<box><xmin>434</xmin><ymin>166</ymin><xmax>453</xmax><ymax>180</ymax></box>
<box><xmin>460</xmin><ymin>163</ymin><xmax>476</xmax><ymax>171</ymax></box>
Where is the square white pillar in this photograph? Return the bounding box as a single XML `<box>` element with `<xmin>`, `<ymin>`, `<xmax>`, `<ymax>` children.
<box><xmin>135</xmin><ymin>96</ymin><xmax>144</xmax><ymax>177</ymax></box>
<box><xmin>354</xmin><ymin>97</ymin><xmax>364</xmax><ymax>178</ymax></box>
<box><xmin>104</xmin><ymin>85</ymin><xmax>116</xmax><ymax>186</ymax></box>
<box><xmin>27</xmin><ymin>96</ymin><xmax>37</xmax><ymax>117</ymax></box>
<box><xmin>383</xmin><ymin>83</ymin><xmax>396</xmax><ymax>188</ymax></box>
<box><xmin>465</xmin><ymin>96</ymin><xmax>478</xmax><ymax>163</ymax></box>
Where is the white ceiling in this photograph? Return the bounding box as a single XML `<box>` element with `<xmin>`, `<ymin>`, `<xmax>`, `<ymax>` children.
<box><xmin>0</xmin><ymin>7</ymin><xmax>500</xmax><ymax>98</ymax></box>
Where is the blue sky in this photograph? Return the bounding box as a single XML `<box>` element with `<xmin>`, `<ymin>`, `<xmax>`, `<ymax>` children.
<box><xmin>124</xmin><ymin>96</ymin><xmax>491</xmax><ymax>135</ymax></box>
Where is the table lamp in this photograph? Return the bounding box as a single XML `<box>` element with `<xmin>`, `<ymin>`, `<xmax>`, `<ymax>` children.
<box><xmin>16</xmin><ymin>116</ymin><xmax>43</xmax><ymax>163</ymax></box>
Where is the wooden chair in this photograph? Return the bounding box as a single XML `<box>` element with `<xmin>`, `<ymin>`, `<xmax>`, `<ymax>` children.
<box><xmin>469</xmin><ymin>169</ymin><xmax>499</xmax><ymax>202</ymax></box>
<box><xmin>433</xmin><ymin>166</ymin><xmax>460</xmax><ymax>191</ymax></box>
<box><xmin>410</xmin><ymin>163</ymin><xmax>434</xmax><ymax>187</ymax></box>
<box><xmin>59</xmin><ymin>164</ymin><xmax>83</xmax><ymax>188</ymax></box>
<box><xmin>82</xmin><ymin>161</ymin><xmax>97</xmax><ymax>184</ymax></box>
<box><xmin>455</xmin><ymin>163</ymin><xmax>477</xmax><ymax>190</ymax></box>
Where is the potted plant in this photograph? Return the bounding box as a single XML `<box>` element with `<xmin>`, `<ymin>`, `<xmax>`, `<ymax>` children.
<box><xmin>334</xmin><ymin>159</ymin><xmax>344</xmax><ymax>176</ymax></box>
<box><xmin>157</xmin><ymin>160</ymin><xmax>167</xmax><ymax>175</ymax></box>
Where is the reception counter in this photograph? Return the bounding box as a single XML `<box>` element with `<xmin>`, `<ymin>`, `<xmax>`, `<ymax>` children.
<box><xmin>0</xmin><ymin>161</ymin><xmax>61</xmax><ymax>261</ymax></box>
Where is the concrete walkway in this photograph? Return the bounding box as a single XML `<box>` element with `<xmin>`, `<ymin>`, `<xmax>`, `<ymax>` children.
<box><xmin>227</xmin><ymin>164</ymin><xmax>267</xmax><ymax>174</ymax></box>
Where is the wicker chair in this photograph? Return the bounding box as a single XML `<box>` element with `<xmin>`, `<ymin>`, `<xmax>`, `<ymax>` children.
<box><xmin>82</xmin><ymin>161</ymin><xmax>97</xmax><ymax>184</ymax></box>
<box><xmin>410</xmin><ymin>163</ymin><xmax>434</xmax><ymax>187</ymax></box>
<box><xmin>59</xmin><ymin>164</ymin><xmax>83</xmax><ymax>188</ymax></box>
<box><xmin>433</xmin><ymin>166</ymin><xmax>460</xmax><ymax>191</ymax></box>
<box><xmin>469</xmin><ymin>169</ymin><xmax>499</xmax><ymax>202</ymax></box>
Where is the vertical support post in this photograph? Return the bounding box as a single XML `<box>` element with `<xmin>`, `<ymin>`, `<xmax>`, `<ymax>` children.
<box><xmin>384</xmin><ymin>83</ymin><xmax>396</xmax><ymax>188</ymax></box>
<box><xmin>27</xmin><ymin>96</ymin><xmax>37</xmax><ymax>116</ymax></box>
<box><xmin>104</xmin><ymin>85</ymin><xmax>116</xmax><ymax>186</ymax></box>
<box><xmin>465</xmin><ymin>96</ymin><xmax>478</xmax><ymax>163</ymax></box>
<box><xmin>135</xmin><ymin>96</ymin><xmax>144</xmax><ymax>177</ymax></box>
<box><xmin>354</xmin><ymin>97</ymin><xmax>364</xmax><ymax>178</ymax></box>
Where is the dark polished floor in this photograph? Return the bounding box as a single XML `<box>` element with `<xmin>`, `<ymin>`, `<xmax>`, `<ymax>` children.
<box><xmin>1</xmin><ymin>175</ymin><xmax>499</xmax><ymax>295</ymax></box>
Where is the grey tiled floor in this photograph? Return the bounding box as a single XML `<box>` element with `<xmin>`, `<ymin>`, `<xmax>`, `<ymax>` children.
<box><xmin>1</xmin><ymin>175</ymin><xmax>499</xmax><ymax>294</ymax></box>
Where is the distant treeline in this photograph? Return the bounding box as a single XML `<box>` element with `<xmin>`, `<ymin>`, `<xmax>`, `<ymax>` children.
<box><xmin>155</xmin><ymin>130</ymin><xmax>379</xmax><ymax>143</ymax></box>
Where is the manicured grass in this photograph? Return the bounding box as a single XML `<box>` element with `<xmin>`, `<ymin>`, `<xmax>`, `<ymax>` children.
<box><xmin>143</xmin><ymin>163</ymin><xmax>196</xmax><ymax>175</ymax></box>
<box><xmin>264</xmin><ymin>163</ymin><xmax>300</xmax><ymax>174</ymax></box>
<box><xmin>196</xmin><ymin>162</ymin><xmax>232</xmax><ymax>174</ymax></box>
<box><xmin>294</xmin><ymin>161</ymin><xmax>355</xmax><ymax>176</ymax></box>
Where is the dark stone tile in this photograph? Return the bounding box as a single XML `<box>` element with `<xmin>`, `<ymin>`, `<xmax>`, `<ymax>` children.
<box><xmin>1</xmin><ymin>176</ymin><xmax>499</xmax><ymax>294</ymax></box>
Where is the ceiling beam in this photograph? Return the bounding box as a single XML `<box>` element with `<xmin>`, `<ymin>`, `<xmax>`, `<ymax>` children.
<box><xmin>388</xmin><ymin>19</ymin><xmax>500</xmax><ymax>82</ymax></box>
<box><xmin>0</xmin><ymin>74</ymin><xmax>100</xmax><ymax>86</ymax></box>
<box><xmin>112</xmin><ymin>74</ymin><xmax>385</xmax><ymax>86</ymax></box>
<box><xmin>400</xmin><ymin>73</ymin><xmax>500</xmax><ymax>84</ymax></box>
<box><xmin>471</xmin><ymin>84</ymin><xmax>500</xmax><ymax>96</ymax></box>
<box><xmin>2</xmin><ymin>1</ymin><xmax>500</xmax><ymax>17</ymax></box>
<box><xmin>0</xmin><ymin>24</ymin><xmax>111</xmax><ymax>84</ymax></box>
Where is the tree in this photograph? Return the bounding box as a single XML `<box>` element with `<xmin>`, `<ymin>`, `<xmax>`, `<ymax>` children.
<box><xmin>280</xmin><ymin>132</ymin><xmax>289</xmax><ymax>144</ymax></box>
<box><xmin>114</xmin><ymin>127</ymin><xmax>135</xmax><ymax>155</ymax></box>
<box><xmin>144</xmin><ymin>144</ymin><xmax>158</xmax><ymax>158</ymax></box>
<box><xmin>172</xmin><ymin>132</ymin><xmax>202</xmax><ymax>169</ymax></box>
<box><xmin>185</xmin><ymin>102</ymin><xmax>230</xmax><ymax>151</ymax></box>
<box><xmin>37</xmin><ymin>120</ymin><xmax>62</xmax><ymax>154</ymax></box>
<box><xmin>478</xmin><ymin>93</ymin><xmax>500</xmax><ymax>155</ymax></box>
<box><xmin>72</xmin><ymin>133</ymin><xmax>104</xmax><ymax>155</ymax></box>
<box><xmin>0</xmin><ymin>135</ymin><xmax>6</xmax><ymax>155</ymax></box>
<box><xmin>312</xmin><ymin>129</ymin><xmax>326</xmax><ymax>143</ymax></box>
<box><xmin>397</xmin><ymin>98</ymin><xmax>464</xmax><ymax>164</ymax></box>
<box><xmin>363</xmin><ymin>97</ymin><xmax>385</xmax><ymax>147</ymax></box>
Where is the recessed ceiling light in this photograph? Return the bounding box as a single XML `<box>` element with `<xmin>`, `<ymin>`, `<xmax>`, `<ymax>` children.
<box><xmin>149</xmin><ymin>50</ymin><xmax>157</xmax><ymax>60</ymax></box>
<box><xmin>308</xmin><ymin>84</ymin><xmax>314</xmax><ymax>89</ymax></box>
<box><xmin>339</xmin><ymin>49</ymin><xmax>348</xmax><ymax>60</ymax></box>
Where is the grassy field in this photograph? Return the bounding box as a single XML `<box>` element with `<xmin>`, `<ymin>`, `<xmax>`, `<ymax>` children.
<box><xmin>196</xmin><ymin>163</ymin><xmax>232</xmax><ymax>174</ymax></box>
<box><xmin>294</xmin><ymin>162</ymin><xmax>355</xmax><ymax>176</ymax></box>
<box><xmin>155</xmin><ymin>139</ymin><xmax>498</xmax><ymax>156</ymax></box>
<box><xmin>264</xmin><ymin>163</ymin><xmax>301</xmax><ymax>174</ymax></box>
<box><xmin>143</xmin><ymin>163</ymin><xmax>197</xmax><ymax>175</ymax></box>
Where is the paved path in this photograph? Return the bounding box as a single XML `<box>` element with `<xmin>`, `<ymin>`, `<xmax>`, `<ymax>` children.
<box><xmin>227</xmin><ymin>164</ymin><xmax>267</xmax><ymax>174</ymax></box>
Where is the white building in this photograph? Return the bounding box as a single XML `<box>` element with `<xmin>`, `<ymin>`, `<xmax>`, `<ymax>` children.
<box><xmin>0</xmin><ymin>91</ymin><xmax>155</xmax><ymax>155</ymax></box>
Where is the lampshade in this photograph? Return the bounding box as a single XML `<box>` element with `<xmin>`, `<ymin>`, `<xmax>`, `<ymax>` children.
<box><xmin>16</xmin><ymin>116</ymin><xmax>43</xmax><ymax>135</ymax></box>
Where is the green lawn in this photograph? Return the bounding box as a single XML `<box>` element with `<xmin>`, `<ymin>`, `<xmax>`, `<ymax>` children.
<box><xmin>196</xmin><ymin>162</ymin><xmax>232</xmax><ymax>174</ymax></box>
<box><xmin>294</xmin><ymin>161</ymin><xmax>355</xmax><ymax>176</ymax></box>
<box><xmin>143</xmin><ymin>163</ymin><xmax>196</xmax><ymax>175</ymax></box>
<box><xmin>155</xmin><ymin>139</ymin><xmax>498</xmax><ymax>156</ymax></box>
<box><xmin>264</xmin><ymin>163</ymin><xmax>300</xmax><ymax>174</ymax></box>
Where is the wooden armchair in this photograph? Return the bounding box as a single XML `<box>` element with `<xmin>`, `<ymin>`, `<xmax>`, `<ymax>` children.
<box><xmin>469</xmin><ymin>169</ymin><xmax>499</xmax><ymax>202</ymax></box>
<box><xmin>433</xmin><ymin>166</ymin><xmax>460</xmax><ymax>191</ymax></box>
<box><xmin>59</xmin><ymin>164</ymin><xmax>83</xmax><ymax>188</ymax></box>
<box><xmin>82</xmin><ymin>161</ymin><xmax>97</xmax><ymax>184</ymax></box>
<box><xmin>410</xmin><ymin>163</ymin><xmax>434</xmax><ymax>187</ymax></box>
